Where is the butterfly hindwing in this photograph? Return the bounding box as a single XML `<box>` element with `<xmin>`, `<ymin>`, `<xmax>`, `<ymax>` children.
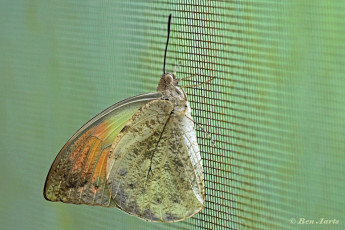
<box><xmin>107</xmin><ymin>99</ymin><xmax>205</xmax><ymax>222</ymax></box>
<box><xmin>44</xmin><ymin>93</ymin><xmax>162</xmax><ymax>206</ymax></box>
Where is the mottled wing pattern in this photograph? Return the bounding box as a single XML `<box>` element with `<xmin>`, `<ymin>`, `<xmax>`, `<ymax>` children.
<box><xmin>107</xmin><ymin>100</ymin><xmax>205</xmax><ymax>222</ymax></box>
<box><xmin>44</xmin><ymin>93</ymin><xmax>162</xmax><ymax>206</ymax></box>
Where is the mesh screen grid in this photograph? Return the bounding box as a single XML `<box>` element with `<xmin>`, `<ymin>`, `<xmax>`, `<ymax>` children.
<box><xmin>1</xmin><ymin>1</ymin><xmax>344</xmax><ymax>230</ymax></box>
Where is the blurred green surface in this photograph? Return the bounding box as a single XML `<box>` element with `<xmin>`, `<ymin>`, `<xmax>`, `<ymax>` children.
<box><xmin>1</xmin><ymin>1</ymin><xmax>345</xmax><ymax>230</ymax></box>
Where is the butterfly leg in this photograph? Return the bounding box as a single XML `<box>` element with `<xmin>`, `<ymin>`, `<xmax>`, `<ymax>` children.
<box><xmin>184</xmin><ymin>115</ymin><xmax>215</xmax><ymax>146</ymax></box>
<box><xmin>177</xmin><ymin>73</ymin><xmax>198</xmax><ymax>82</ymax></box>
<box><xmin>180</xmin><ymin>76</ymin><xmax>215</xmax><ymax>88</ymax></box>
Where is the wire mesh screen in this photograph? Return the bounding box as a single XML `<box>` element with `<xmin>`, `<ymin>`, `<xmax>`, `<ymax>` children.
<box><xmin>1</xmin><ymin>1</ymin><xmax>344</xmax><ymax>230</ymax></box>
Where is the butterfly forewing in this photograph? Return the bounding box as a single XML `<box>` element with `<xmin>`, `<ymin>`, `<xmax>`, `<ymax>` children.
<box><xmin>44</xmin><ymin>93</ymin><xmax>162</xmax><ymax>206</ymax></box>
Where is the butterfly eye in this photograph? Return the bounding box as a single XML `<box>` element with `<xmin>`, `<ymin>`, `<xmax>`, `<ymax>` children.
<box><xmin>165</xmin><ymin>74</ymin><xmax>173</xmax><ymax>84</ymax></box>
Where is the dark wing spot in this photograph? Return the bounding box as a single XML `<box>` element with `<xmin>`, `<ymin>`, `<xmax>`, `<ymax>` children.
<box><xmin>94</xmin><ymin>183</ymin><xmax>99</xmax><ymax>189</ymax></box>
<box><xmin>172</xmin><ymin>157</ymin><xmax>184</xmax><ymax>167</ymax></box>
<box><xmin>66</xmin><ymin>176</ymin><xmax>78</xmax><ymax>189</ymax></box>
<box><xmin>79</xmin><ymin>179</ymin><xmax>88</xmax><ymax>187</ymax></box>
<box><xmin>129</xmin><ymin>183</ymin><xmax>136</xmax><ymax>189</ymax></box>
<box><xmin>118</xmin><ymin>168</ymin><xmax>127</xmax><ymax>176</ymax></box>
<box><xmin>173</xmin><ymin>197</ymin><xmax>180</xmax><ymax>204</ymax></box>
<box><xmin>120</xmin><ymin>125</ymin><xmax>129</xmax><ymax>133</ymax></box>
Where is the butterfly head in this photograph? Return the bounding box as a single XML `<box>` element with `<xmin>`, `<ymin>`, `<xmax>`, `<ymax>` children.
<box><xmin>157</xmin><ymin>71</ymin><xmax>187</xmax><ymax>104</ymax></box>
<box><xmin>157</xmin><ymin>72</ymin><xmax>178</xmax><ymax>91</ymax></box>
<box><xmin>163</xmin><ymin>72</ymin><xmax>177</xmax><ymax>85</ymax></box>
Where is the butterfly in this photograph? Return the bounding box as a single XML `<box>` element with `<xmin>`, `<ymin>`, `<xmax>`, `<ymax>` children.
<box><xmin>44</xmin><ymin>14</ymin><xmax>205</xmax><ymax>222</ymax></box>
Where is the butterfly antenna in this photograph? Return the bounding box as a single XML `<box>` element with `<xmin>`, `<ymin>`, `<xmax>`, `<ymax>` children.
<box><xmin>163</xmin><ymin>14</ymin><xmax>172</xmax><ymax>74</ymax></box>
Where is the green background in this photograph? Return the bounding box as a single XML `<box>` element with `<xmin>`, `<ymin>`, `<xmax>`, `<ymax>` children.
<box><xmin>1</xmin><ymin>1</ymin><xmax>344</xmax><ymax>229</ymax></box>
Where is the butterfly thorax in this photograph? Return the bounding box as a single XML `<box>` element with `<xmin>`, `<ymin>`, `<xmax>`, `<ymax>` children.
<box><xmin>157</xmin><ymin>72</ymin><xmax>188</xmax><ymax>114</ymax></box>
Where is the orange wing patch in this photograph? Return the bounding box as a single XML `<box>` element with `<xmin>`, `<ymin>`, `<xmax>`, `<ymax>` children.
<box><xmin>69</xmin><ymin>128</ymin><xmax>95</xmax><ymax>161</ymax></box>
<box><xmin>81</xmin><ymin>137</ymin><xmax>102</xmax><ymax>177</ymax></box>
<box><xmin>90</xmin><ymin>147</ymin><xmax>110</xmax><ymax>197</ymax></box>
<box><xmin>71</xmin><ymin>136</ymin><xmax>98</xmax><ymax>174</ymax></box>
<box><xmin>44</xmin><ymin>122</ymin><xmax>115</xmax><ymax>206</ymax></box>
<box><xmin>92</xmin><ymin>147</ymin><xmax>109</xmax><ymax>184</ymax></box>
<box><xmin>44</xmin><ymin>92</ymin><xmax>162</xmax><ymax>206</ymax></box>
